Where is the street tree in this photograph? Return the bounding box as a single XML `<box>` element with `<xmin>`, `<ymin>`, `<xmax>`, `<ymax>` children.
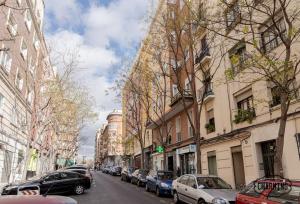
<box><xmin>190</xmin><ymin>0</ymin><xmax>300</xmax><ymax>176</ymax></box>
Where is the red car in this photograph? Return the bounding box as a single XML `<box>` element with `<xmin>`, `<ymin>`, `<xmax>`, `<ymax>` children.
<box><xmin>236</xmin><ymin>179</ymin><xmax>300</xmax><ymax>204</ymax></box>
<box><xmin>0</xmin><ymin>195</ymin><xmax>77</xmax><ymax>204</ymax></box>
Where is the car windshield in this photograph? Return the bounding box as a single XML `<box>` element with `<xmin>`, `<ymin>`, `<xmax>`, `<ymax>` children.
<box><xmin>157</xmin><ymin>172</ymin><xmax>173</xmax><ymax>180</ymax></box>
<box><xmin>139</xmin><ymin>170</ymin><xmax>148</xmax><ymax>176</ymax></box>
<box><xmin>197</xmin><ymin>177</ymin><xmax>231</xmax><ymax>189</ymax></box>
<box><xmin>268</xmin><ymin>185</ymin><xmax>300</xmax><ymax>203</ymax></box>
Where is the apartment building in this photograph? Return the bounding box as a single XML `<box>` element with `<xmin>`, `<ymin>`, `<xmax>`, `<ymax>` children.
<box><xmin>194</xmin><ymin>0</ymin><xmax>300</xmax><ymax>189</ymax></box>
<box><xmin>96</xmin><ymin>110</ymin><xmax>123</xmax><ymax>166</ymax></box>
<box><xmin>0</xmin><ymin>0</ymin><xmax>51</xmax><ymax>185</ymax></box>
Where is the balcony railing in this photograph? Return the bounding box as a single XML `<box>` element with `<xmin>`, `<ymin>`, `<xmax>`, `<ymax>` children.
<box><xmin>233</xmin><ymin>108</ymin><xmax>256</xmax><ymax>124</ymax></box>
<box><xmin>170</xmin><ymin>90</ymin><xmax>193</xmax><ymax>106</ymax></box>
<box><xmin>197</xmin><ymin>82</ymin><xmax>214</xmax><ymax>103</ymax></box>
<box><xmin>195</xmin><ymin>47</ymin><xmax>211</xmax><ymax>64</ymax></box>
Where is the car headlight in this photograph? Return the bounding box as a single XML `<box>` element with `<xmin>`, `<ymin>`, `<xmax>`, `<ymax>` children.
<box><xmin>212</xmin><ymin>198</ymin><xmax>227</xmax><ymax>204</ymax></box>
<box><xmin>161</xmin><ymin>183</ymin><xmax>169</xmax><ymax>188</ymax></box>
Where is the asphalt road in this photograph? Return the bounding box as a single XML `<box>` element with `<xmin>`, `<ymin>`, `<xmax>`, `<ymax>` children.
<box><xmin>71</xmin><ymin>171</ymin><xmax>174</xmax><ymax>204</ymax></box>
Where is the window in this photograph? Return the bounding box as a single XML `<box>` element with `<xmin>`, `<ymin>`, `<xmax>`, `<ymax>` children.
<box><xmin>185</xmin><ymin>77</ymin><xmax>191</xmax><ymax>91</ymax></box>
<box><xmin>0</xmin><ymin>49</ymin><xmax>12</xmax><ymax>73</ymax></box>
<box><xmin>16</xmin><ymin>0</ymin><xmax>22</xmax><ymax>6</ymax></box>
<box><xmin>180</xmin><ymin>0</ymin><xmax>185</xmax><ymax>10</ymax></box>
<box><xmin>225</xmin><ymin>1</ymin><xmax>240</xmax><ymax>29</ymax></box>
<box><xmin>268</xmin><ymin>185</ymin><xmax>300</xmax><ymax>204</ymax></box>
<box><xmin>261</xmin><ymin>17</ymin><xmax>286</xmax><ymax>53</ymax></box>
<box><xmin>187</xmin><ymin>176</ymin><xmax>197</xmax><ymax>188</ymax></box>
<box><xmin>179</xmin><ymin>175</ymin><xmax>189</xmax><ymax>185</ymax></box>
<box><xmin>20</xmin><ymin>39</ymin><xmax>28</xmax><ymax>60</ymax></box>
<box><xmin>11</xmin><ymin>106</ymin><xmax>17</xmax><ymax>125</ymax></box>
<box><xmin>33</xmin><ymin>32</ymin><xmax>40</xmax><ymax>50</ymax></box>
<box><xmin>29</xmin><ymin>57</ymin><xmax>35</xmax><ymax>75</ymax></box>
<box><xmin>27</xmin><ymin>90</ymin><xmax>33</xmax><ymax>105</ymax></box>
<box><xmin>207</xmin><ymin>151</ymin><xmax>217</xmax><ymax>175</ymax></box>
<box><xmin>167</xmin><ymin>0</ymin><xmax>176</xmax><ymax>4</ymax></box>
<box><xmin>188</xmin><ymin>110</ymin><xmax>193</xmax><ymax>137</ymax></box>
<box><xmin>24</xmin><ymin>10</ymin><xmax>32</xmax><ymax>31</ymax></box>
<box><xmin>237</xmin><ymin>95</ymin><xmax>254</xmax><ymax>111</ymax></box>
<box><xmin>170</xmin><ymin>31</ymin><xmax>176</xmax><ymax>44</ymax></box>
<box><xmin>229</xmin><ymin>41</ymin><xmax>247</xmax><ymax>74</ymax></box>
<box><xmin>15</xmin><ymin>71</ymin><xmax>23</xmax><ymax>91</ymax></box>
<box><xmin>7</xmin><ymin>10</ymin><xmax>18</xmax><ymax>36</ymax></box>
<box><xmin>172</xmin><ymin>84</ymin><xmax>178</xmax><ymax>96</ymax></box>
<box><xmin>44</xmin><ymin>173</ymin><xmax>60</xmax><ymax>182</ymax></box>
<box><xmin>270</xmin><ymin>86</ymin><xmax>281</xmax><ymax>107</ymax></box>
<box><xmin>176</xmin><ymin>117</ymin><xmax>181</xmax><ymax>142</ymax></box>
<box><xmin>0</xmin><ymin>93</ymin><xmax>4</xmax><ymax>116</ymax></box>
<box><xmin>269</xmin><ymin>80</ymin><xmax>298</xmax><ymax>107</ymax></box>
<box><xmin>184</xmin><ymin>48</ymin><xmax>190</xmax><ymax>61</ymax></box>
<box><xmin>206</xmin><ymin>109</ymin><xmax>215</xmax><ymax>133</ymax></box>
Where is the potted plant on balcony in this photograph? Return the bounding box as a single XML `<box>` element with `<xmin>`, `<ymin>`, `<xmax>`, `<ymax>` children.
<box><xmin>234</xmin><ymin>108</ymin><xmax>256</xmax><ymax>124</ymax></box>
<box><xmin>205</xmin><ymin>123</ymin><xmax>215</xmax><ymax>133</ymax></box>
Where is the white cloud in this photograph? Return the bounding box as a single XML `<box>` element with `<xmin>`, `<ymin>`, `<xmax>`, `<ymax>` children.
<box><xmin>45</xmin><ymin>0</ymin><xmax>151</xmax><ymax>158</ymax></box>
<box><xmin>45</xmin><ymin>0</ymin><xmax>82</xmax><ymax>28</ymax></box>
<box><xmin>83</xmin><ymin>0</ymin><xmax>149</xmax><ymax>47</ymax></box>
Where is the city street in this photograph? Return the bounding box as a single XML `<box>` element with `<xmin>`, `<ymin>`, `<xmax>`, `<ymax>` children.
<box><xmin>71</xmin><ymin>171</ymin><xmax>173</xmax><ymax>204</ymax></box>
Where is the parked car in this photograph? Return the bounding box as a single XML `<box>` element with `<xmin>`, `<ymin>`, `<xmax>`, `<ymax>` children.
<box><xmin>67</xmin><ymin>169</ymin><xmax>93</xmax><ymax>182</ymax></box>
<box><xmin>236</xmin><ymin>179</ymin><xmax>300</xmax><ymax>204</ymax></box>
<box><xmin>172</xmin><ymin>174</ymin><xmax>236</xmax><ymax>204</ymax></box>
<box><xmin>1</xmin><ymin>171</ymin><xmax>91</xmax><ymax>196</ymax></box>
<box><xmin>146</xmin><ymin>170</ymin><xmax>173</xmax><ymax>196</ymax></box>
<box><xmin>131</xmin><ymin>169</ymin><xmax>149</xmax><ymax>187</ymax></box>
<box><xmin>66</xmin><ymin>165</ymin><xmax>87</xmax><ymax>170</ymax></box>
<box><xmin>102</xmin><ymin>166</ymin><xmax>111</xmax><ymax>174</ymax></box>
<box><xmin>110</xmin><ymin>166</ymin><xmax>122</xmax><ymax>176</ymax></box>
<box><xmin>121</xmin><ymin>167</ymin><xmax>135</xmax><ymax>182</ymax></box>
<box><xmin>0</xmin><ymin>195</ymin><xmax>77</xmax><ymax>204</ymax></box>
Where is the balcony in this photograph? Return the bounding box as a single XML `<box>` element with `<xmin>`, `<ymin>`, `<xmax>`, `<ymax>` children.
<box><xmin>170</xmin><ymin>90</ymin><xmax>193</xmax><ymax>107</ymax></box>
<box><xmin>195</xmin><ymin>47</ymin><xmax>211</xmax><ymax>65</ymax></box>
<box><xmin>197</xmin><ymin>82</ymin><xmax>215</xmax><ymax>103</ymax></box>
<box><xmin>233</xmin><ymin>108</ymin><xmax>256</xmax><ymax>124</ymax></box>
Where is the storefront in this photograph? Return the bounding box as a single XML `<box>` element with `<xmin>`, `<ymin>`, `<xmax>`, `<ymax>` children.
<box><xmin>176</xmin><ymin>144</ymin><xmax>196</xmax><ymax>175</ymax></box>
<box><xmin>134</xmin><ymin>154</ymin><xmax>141</xmax><ymax>169</ymax></box>
<box><xmin>166</xmin><ymin>151</ymin><xmax>176</xmax><ymax>172</ymax></box>
<box><xmin>144</xmin><ymin>146</ymin><xmax>153</xmax><ymax>170</ymax></box>
<box><xmin>152</xmin><ymin>152</ymin><xmax>164</xmax><ymax>170</ymax></box>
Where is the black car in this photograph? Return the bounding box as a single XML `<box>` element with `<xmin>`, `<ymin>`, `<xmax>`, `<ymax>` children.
<box><xmin>131</xmin><ymin>169</ymin><xmax>149</xmax><ymax>187</ymax></box>
<box><xmin>121</xmin><ymin>167</ymin><xmax>135</xmax><ymax>182</ymax></box>
<box><xmin>65</xmin><ymin>165</ymin><xmax>87</xmax><ymax>170</ymax></box>
<box><xmin>1</xmin><ymin>171</ymin><xmax>91</xmax><ymax>196</ymax></box>
<box><xmin>67</xmin><ymin>169</ymin><xmax>93</xmax><ymax>182</ymax></box>
<box><xmin>110</xmin><ymin>166</ymin><xmax>122</xmax><ymax>176</ymax></box>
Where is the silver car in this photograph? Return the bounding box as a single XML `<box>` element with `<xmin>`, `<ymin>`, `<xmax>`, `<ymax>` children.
<box><xmin>172</xmin><ymin>174</ymin><xmax>237</xmax><ymax>204</ymax></box>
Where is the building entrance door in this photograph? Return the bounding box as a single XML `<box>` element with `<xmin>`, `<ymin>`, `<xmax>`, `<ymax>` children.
<box><xmin>261</xmin><ymin>140</ymin><xmax>275</xmax><ymax>177</ymax></box>
<box><xmin>167</xmin><ymin>156</ymin><xmax>174</xmax><ymax>171</ymax></box>
<box><xmin>231</xmin><ymin>146</ymin><xmax>245</xmax><ymax>190</ymax></box>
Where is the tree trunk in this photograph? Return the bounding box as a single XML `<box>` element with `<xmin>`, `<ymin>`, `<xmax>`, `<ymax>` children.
<box><xmin>141</xmin><ymin>147</ymin><xmax>145</xmax><ymax>169</ymax></box>
<box><xmin>196</xmin><ymin>131</ymin><xmax>202</xmax><ymax>174</ymax></box>
<box><xmin>274</xmin><ymin>93</ymin><xmax>289</xmax><ymax>177</ymax></box>
<box><xmin>163</xmin><ymin>150</ymin><xmax>167</xmax><ymax>171</ymax></box>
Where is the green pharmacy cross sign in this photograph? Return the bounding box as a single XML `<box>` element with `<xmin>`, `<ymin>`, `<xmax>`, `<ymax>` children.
<box><xmin>156</xmin><ymin>146</ymin><xmax>164</xmax><ymax>153</ymax></box>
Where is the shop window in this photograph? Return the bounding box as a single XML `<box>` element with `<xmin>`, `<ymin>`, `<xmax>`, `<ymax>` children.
<box><xmin>260</xmin><ymin>17</ymin><xmax>286</xmax><ymax>53</ymax></box>
<box><xmin>207</xmin><ymin>151</ymin><xmax>217</xmax><ymax>175</ymax></box>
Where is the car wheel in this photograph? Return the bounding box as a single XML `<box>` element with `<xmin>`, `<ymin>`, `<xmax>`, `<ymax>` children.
<box><xmin>137</xmin><ymin>181</ymin><xmax>140</xmax><ymax>187</ymax></box>
<box><xmin>121</xmin><ymin>176</ymin><xmax>123</xmax><ymax>181</ymax></box>
<box><xmin>173</xmin><ymin>191</ymin><xmax>180</xmax><ymax>204</ymax></box>
<box><xmin>198</xmin><ymin>199</ymin><xmax>207</xmax><ymax>204</ymax></box>
<box><xmin>131</xmin><ymin>179</ymin><xmax>134</xmax><ymax>184</ymax></box>
<box><xmin>156</xmin><ymin>187</ymin><xmax>161</xmax><ymax>197</ymax></box>
<box><xmin>74</xmin><ymin>185</ymin><xmax>85</xmax><ymax>195</ymax></box>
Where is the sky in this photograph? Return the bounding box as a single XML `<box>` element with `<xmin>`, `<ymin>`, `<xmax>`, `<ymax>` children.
<box><xmin>44</xmin><ymin>0</ymin><xmax>157</xmax><ymax>159</ymax></box>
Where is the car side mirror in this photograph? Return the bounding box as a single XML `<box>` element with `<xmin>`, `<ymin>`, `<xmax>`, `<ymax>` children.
<box><xmin>193</xmin><ymin>184</ymin><xmax>197</xmax><ymax>189</ymax></box>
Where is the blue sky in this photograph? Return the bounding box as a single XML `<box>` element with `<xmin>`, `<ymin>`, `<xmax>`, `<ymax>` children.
<box><xmin>44</xmin><ymin>0</ymin><xmax>156</xmax><ymax>158</ymax></box>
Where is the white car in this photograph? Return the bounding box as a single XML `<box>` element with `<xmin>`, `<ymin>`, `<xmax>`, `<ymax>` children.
<box><xmin>172</xmin><ymin>174</ymin><xmax>237</xmax><ymax>204</ymax></box>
